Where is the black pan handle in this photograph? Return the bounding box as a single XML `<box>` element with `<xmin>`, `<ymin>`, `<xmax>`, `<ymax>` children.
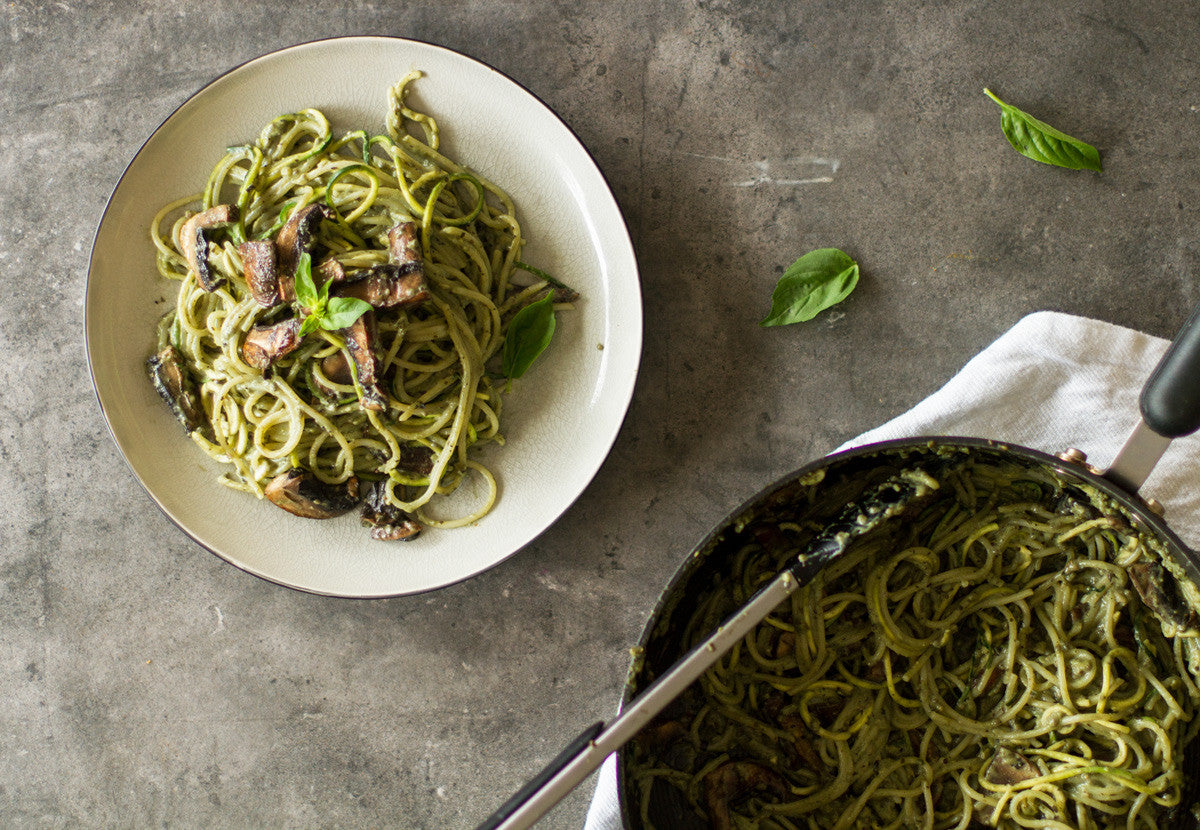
<box><xmin>1142</xmin><ymin>300</ymin><xmax>1200</xmax><ymax>437</ymax></box>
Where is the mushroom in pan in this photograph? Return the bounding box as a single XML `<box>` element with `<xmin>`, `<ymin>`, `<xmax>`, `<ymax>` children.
<box><xmin>701</xmin><ymin>761</ymin><xmax>788</xmax><ymax>830</ymax></box>
<box><xmin>275</xmin><ymin>204</ymin><xmax>331</xmax><ymax>301</ymax></box>
<box><xmin>146</xmin><ymin>346</ymin><xmax>205</xmax><ymax>433</ymax></box>
<box><xmin>776</xmin><ymin>713</ymin><xmax>823</xmax><ymax>772</ymax></box>
<box><xmin>180</xmin><ymin>204</ymin><xmax>239</xmax><ymax>292</ymax></box>
<box><xmin>241</xmin><ymin>317</ymin><xmax>303</xmax><ymax>371</ymax></box>
<box><xmin>359</xmin><ymin>480</ymin><xmax>422</xmax><ymax>541</ymax></box>
<box><xmin>263</xmin><ymin>468</ymin><xmax>361</xmax><ymax>519</ymax></box>
<box><xmin>983</xmin><ymin>747</ymin><xmax>1040</xmax><ymax>786</ymax></box>
<box><xmin>1128</xmin><ymin>561</ymin><xmax>1200</xmax><ymax>633</ymax></box>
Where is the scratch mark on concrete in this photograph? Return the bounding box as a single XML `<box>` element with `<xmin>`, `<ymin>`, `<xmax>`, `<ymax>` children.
<box><xmin>535</xmin><ymin>571</ymin><xmax>565</xmax><ymax>592</ymax></box>
<box><xmin>686</xmin><ymin>154</ymin><xmax>841</xmax><ymax>186</ymax></box>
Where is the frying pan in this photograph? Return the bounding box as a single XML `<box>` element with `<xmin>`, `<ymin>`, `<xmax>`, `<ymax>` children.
<box><xmin>616</xmin><ymin>302</ymin><xmax>1200</xmax><ymax>828</ymax></box>
<box><xmin>475</xmin><ymin>301</ymin><xmax>1200</xmax><ymax>829</ymax></box>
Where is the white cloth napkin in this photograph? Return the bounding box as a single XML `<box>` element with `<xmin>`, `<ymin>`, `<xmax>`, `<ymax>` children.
<box><xmin>583</xmin><ymin>310</ymin><xmax>1200</xmax><ymax>829</ymax></box>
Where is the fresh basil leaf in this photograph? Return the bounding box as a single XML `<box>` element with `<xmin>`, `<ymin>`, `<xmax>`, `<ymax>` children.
<box><xmin>760</xmin><ymin>248</ymin><xmax>859</xmax><ymax>327</ymax></box>
<box><xmin>502</xmin><ymin>293</ymin><xmax>556</xmax><ymax>379</ymax></box>
<box><xmin>983</xmin><ymin>88</ymin><xmax>1101</xmax><ymax>172</ymax></box>
<box><xmin>322</xmin><ymin>297</ymin><xmax>373</xmax><ymax>331</ymax></box>
<box><xmin>298</xmin><ymin>313</ymin><xmax>321</xmax><ymax>338</ymax></box>
<box><xmin>293</xmin><ymin>252</ymin><xmax>319</xmax><ymax>308</ymax></box>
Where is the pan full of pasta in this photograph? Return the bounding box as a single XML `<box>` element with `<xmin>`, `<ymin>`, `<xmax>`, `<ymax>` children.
<box><xmin>618</xmin><ymin>303</ymin><xmax>1200</xmax><ymax>829</ymax></box>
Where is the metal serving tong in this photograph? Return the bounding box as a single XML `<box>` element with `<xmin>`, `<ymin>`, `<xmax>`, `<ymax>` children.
<box><xmin>474</xmin><ymin>468</ymin><xmax>942</xmax><ymax>830</ymax></box>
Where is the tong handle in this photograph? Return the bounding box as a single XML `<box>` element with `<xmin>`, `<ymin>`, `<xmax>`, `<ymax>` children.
<box><xmin>1141</xmin><ymin>300</ymin><xmax>1200</xmax><ymax>438</ymax></box>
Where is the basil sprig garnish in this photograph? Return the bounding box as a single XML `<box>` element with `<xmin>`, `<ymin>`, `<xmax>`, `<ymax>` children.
<box><xmin>760</xmin><ymin>248</ymin><xmax>859</xmax><ymax>327</ymax></box>
<box><xmin>293</xmin><ymin>253</ymin><xmax>372</xmax><ymax>336</ymax></box>
<box><xmin>984</xmin><ymin>89</ymin><xmax>1101</xmax><ymax>172</ymax></box>
<box><xmin>502</xmin><ymin>293</ymin><xmax>556</xmax><ymax>378</ymax></box>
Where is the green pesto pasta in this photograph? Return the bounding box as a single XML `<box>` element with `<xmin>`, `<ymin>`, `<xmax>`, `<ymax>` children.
<box><xmin>627</xmin><ymin>458</ymin><xmax>1200</xmax><ymax>829</ymax></box>
<box><xmin>148</xmin><ymin>72</ymin><xmax>565</xmax><ymax>536</ymax></box>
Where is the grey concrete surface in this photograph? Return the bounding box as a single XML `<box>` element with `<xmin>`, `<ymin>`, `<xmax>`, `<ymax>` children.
<box><xmin>4</xmin><ymin>0</ymin><xmax>1200</xmax><ymax>827</ymax></box>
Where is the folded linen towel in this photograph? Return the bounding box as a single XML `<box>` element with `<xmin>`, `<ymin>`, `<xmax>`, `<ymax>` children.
<box><xmin>583</xmin><ymin>310</ymin><xmax>1200</xmax><ymax>829</ymax></box>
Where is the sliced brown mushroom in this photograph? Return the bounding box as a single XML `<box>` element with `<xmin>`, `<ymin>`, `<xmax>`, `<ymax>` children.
<box><xmin>382</xmin><ymin>221</ymin><xmax>432</xmax><ymax>307</ymax></box>
<box><xmin>239</xmin><ymin>239</ymin><xmax>280</xmax><ymax>307</ymax></box>
<box><xmin>275</xmin><ymin>204</ymin><xmax>332</xmax><ymax>301</ymax></box>
<box><xmin>359</xmin><ymin>480</ymin><xmax>422</xmax><ymax>541</ymax></box>
<box><xmin>314</xmin><ymin>312</ymin><xmax>386</xmax><ymax>410</ymax></box>
<box><xmin>335</xmin><ymin>263</ymin><xmax>430</xmax><ymax>309</ymax></box>
<box><xmin>341</xmin><ymin>311</ymin><xmax>386</xmax><ymax>411</ymax></box>
<box><xmin>1129</xmin><ymin>561</ymin><xmax>1200</xmax><ymax>632</ymax></box>
<box><xmin>319</xmin><ymin>351</ymin><xmax>354</xmax><ymax>386</ymax></box>
<box><xmin>180</xmin><ymin>204</ymin><xmax>239</xmax><ymax>292</ymax></box>
<box><xmin>388</xmin><ymin>220</ymin><xmax>422</xmax><ymax>268</ymax></box>
<box><xmin>147</xmin><ymin>346</ymin><xmax>205</xmax><ymax>433</ymax></box>
<box><xmin>983</xmin><ymin>747</ymin><xmax>1040</xmax><ymax>786</ymax></box>
<box><xmin>395</xmin><ymin>444</ymin><xmax>434</xmax><ymax>476</ymax></box>
<box><xmin>264</xmin><ymin>468</ymin><xmax>361</xmax><ymax>519</ymax></box>
<box><xmin>702</xmin><ymin>761</ymin><xmax>788</xmax><ymax>830</ymax></box>
<box><xmin>776</xmin><ymin>713</ymin><xmax>823</xmax><ymax>772</ymax></box>
<box><xmin>324</xmin><ymin>221</ymin><xmax>430</xmax><ymax>310</ymax></box>
<box><xmin>633</xmin><ymin>720</ymin><xmax>687</xmax><ymax>751</ymax></box>
<box><xmin>241</xmin><ymin>317</ymin><xmax>303</xmax><ymax>371</ymax></box>
<box><xmin>316</xmin><ymin>257</ymin><xmax>348</xmax><ymax>284</ymax></box>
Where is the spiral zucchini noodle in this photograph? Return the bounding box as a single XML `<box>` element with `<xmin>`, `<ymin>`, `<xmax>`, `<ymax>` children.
<box><xmin>147</xmin><ymin>72</ymin><xmax>571</xmax><ymax>540</ymax></box>
<box><xmin>627</xmin><ymin>457</ymin><xmax>1200</xmax><ymax>829</ymax></box>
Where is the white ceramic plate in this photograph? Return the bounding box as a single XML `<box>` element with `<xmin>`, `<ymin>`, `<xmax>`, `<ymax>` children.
<box><xmin>86</xmin><ymin>37</ymin><xmax>641</xmax><ymax>597</ymax></box>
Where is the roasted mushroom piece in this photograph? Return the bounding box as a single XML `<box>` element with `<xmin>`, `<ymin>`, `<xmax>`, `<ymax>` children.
<box><xmin>701</xmin><ymin>761</ymin><xmax>788</xmax><ymax>830</ymax></box>
<box><xmin>264</xmin><ymin>468</ymin><xmax>361</xmax><ymax>519</ymax></box>
<box><xmin>1129</xmin><ymin>561</ymin><xmax>1200</xmax><ymax>632</ymax></box>
<box><xmin>241</xmin><ymin>317</ymin><xmax>303</xmax><ymax>371</ymax></box>
<box><xmin>318</xmin><ymin>312</ymin><xmax>386</xmax><ymax>411</ymax></box>
<box><xmin>984</xmin><ymin>747</ymin><xmax>1040</xmax><ymax>786</ymax></box>
<box><xmin>334</xmin><ymin>264</ymin><xmax>426</xmax><ymax>308</ymax></box>
<box><xmin>388</xmin><ymin>221</ymin><xmax>432</xmax><ymax>307</ymax></box>
<box><xmin>180</xmin><ymin>204</ymin><xmax>239</xmax><ymax>292</ymax></box>
<box><xmin>395</xmin><ymin>444</ymin><xmax>434</xmax><ymax>476</ymax></box>
<box><xmin>275</xmin><ymin>204</ymin><xmax>331</xmax><ymax>301</ymax></box>
<box><xmin>388</xmin><ymin>220</ymin><xmax>423</xmax><ymax>270</ymax></box>
<box><xmin>316</xmin><ymin>257</ymin><xmax>348</xmax><ymax>284</ymax></box>
<box><xmin>239</xmin><ymin>239</ymin><xmax>280</xmax><ymax>307</ymax></box>
<box><xmin>147</xmin><ymin>346</ymin><xmax>205</xmax><ymax>433</ymax></box>
<box><xmin>330</xmin><ymin>222</ymin><xmax>430</xmax><ymax>310</ymax></box>
<box><xmin>359</xmin><ymin>480</ymin><xmax>422</xmax><ymax>541</ymax></box>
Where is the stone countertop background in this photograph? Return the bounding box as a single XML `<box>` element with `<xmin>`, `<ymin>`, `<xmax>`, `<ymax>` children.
<box><xmin>4</xmin><ymin>0</ymin><xmax>1200</xmax><ymax>827</ymax></box>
